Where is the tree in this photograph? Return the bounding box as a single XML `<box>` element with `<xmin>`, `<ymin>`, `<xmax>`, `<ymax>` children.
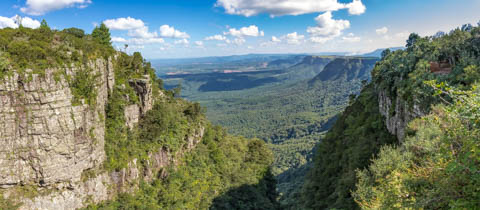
<box><xmin>92</xmin><ymin>23</ymin><xmax>111</xmax><ymax>47</ymax></box>
<box><xmin>381</xmin><ymin>48</ymin><xmax>391</xmax><ymax>59</ymax></box>
<box><xmin>406</xmin><ymin>33</ymin><xmax>420</xmax><ymax>48</ymax></box>
<box><xmin>40</xmin><ymin>19</ymin><xmax>49</xmax><ymax>30</ymax></box>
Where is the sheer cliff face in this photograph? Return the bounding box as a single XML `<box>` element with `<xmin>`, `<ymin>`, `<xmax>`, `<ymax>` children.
<box><xmin>0</xmin><ymin>57</ymin><xmax>204</xmax><ymax>209</ymax></box>
<box><xmin>377</xmin><ymin>89</ymin><xmax>426</xmax><ymax>141</ymax></box>
<box><xmin>0</xmin><ymin>58</ymin><xmax>113</xmax><ymax>188</ymax></box>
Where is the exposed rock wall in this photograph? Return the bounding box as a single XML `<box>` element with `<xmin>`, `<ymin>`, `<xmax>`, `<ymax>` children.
<box><xmin>0</xmin><ymin>57</ymin><xmax>205</xmax><ymax>209</ymax></box>
<box><xmin>377</xmin><ymin>89</ymin><xmax>426</xmax><ymax>141</ymax></box>
<box><xmin>0</xmin><ymin>58</ymin><xmax>111</xmax><ymax>189</ymax></box>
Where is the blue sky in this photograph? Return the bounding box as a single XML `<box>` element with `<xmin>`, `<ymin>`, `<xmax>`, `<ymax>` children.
<box><xmin>0</xmin><ymin>0</ymin><xmax>479</xmax><ymax>59</ymax></box>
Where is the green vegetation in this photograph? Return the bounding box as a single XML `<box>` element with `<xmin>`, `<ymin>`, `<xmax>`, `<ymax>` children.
<box><xmin>302</xmin><ymin>23</ymin><xmax>480</xmax><ymax>209</ymax></box>
<box><xmin>163</xmin><ymin>56</ymin><xmax>378</xmax><ymax>207</ymax></box>
<box><xmin>0</xmin><ymin>21</ymin><xmax>113</xmax><ymax>76</ymax></box>
<box><xmin>354</xmin><ymin>83</ymin><xmax>480</xmax><ymax>209</ymax></box>
<box><xmin>88</xmin><ymin>125</ymin><xmax>278</xmax><ymax>209</ymax></box>
<box><xmin>104</xmin><ymin>51</ymin><xmax>188</xmax><ymax>171</ymax></box>
<box><xmin>301</xmin><ymin>84</ymin><xmax>397</xmax><ymax>209</ymax></box>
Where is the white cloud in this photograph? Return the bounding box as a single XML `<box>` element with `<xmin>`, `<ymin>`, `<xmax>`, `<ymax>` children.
<box><xmin>233</xmin><ymin>37</ymin><xmax>246</xmax><ymax>45</ymax></box>
<box><xmin>282</xmin><ymin>32</ymin><xmax>304</xmax><ymax>45</ymax></box>
<box><xmin>127</xmin><ymin>26</ymin><xmax>157</xmax><ymax>39</ymax></box>
<box><xmin>111</xmin><ymin>37</ymin><xmax>127</xmax><ymax>42</ymax></box>
<box><xmin>112</xmin><ymin>37</ymin><xmax>165</xmax><ymax>45</ymax></box>
<box><xmin>205</xmin><ymin>34</ymin><xmax>227</xmax><ymax>41</ymax></box>
<box><xmin>215</xmin><ymin>0</ymin><xmax>365</xmax><ymax>17</ymax></box>
<box><xmin>376</xmin><ymin>27</ymin><xmax>388</xmax><ymax>35</ymax></box>
<box><xmin>307</xmin><ymin>12</ymin><xmax>350</xmax><ymax>43</ymax></box>
<box><xmin>342</xmin><ymin>33</ymin><xmax>361</xmax><ymax>42</ymax></box>
<box><xmin>104</xmin><ymin>17</ymin><xmax>145</xmax><ymax>30</ymax></box>
<box><xmin>346</xmin><ymin>0</ymin><xmax>366</xmax><ymax>15</ymax></box>
<box><xmin>194</xmin><ymin>41</ymin><xmax>204</xmax><ymax>46</ymax></box>
<box><xmin>224</xmin><ymin>25</ymin><xmax>264</xmax><ymax>37</ymax></box>
<box><xmin>160</xmin><ymin>25</ymin><xmax>190</xmax><ymax>39</ymax></box>
<box><xmin>174</xmin><ymin>38</ymin><xmax>189</xmax><ymax>45</ymax></box>
<box><xmin>0</xmin><ymin>15</ymin><xmax>40</xmax><ymax>29</ymax></box>
<box><xmin>20</xmin><ymin>0</ymin><xmax>91</xmax><ymax>15</ymax></box>
<box><xmin>271</xmin><ymin>36</ymin><xmax>281</xmax><ymax>42</ymax></box>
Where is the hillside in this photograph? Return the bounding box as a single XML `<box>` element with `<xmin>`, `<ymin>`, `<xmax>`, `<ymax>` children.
<box><xmin>163</xmin><ymin>55</ymin><xmax>379</xmax><ymax>207</ymax></box>
<box><xmin>0</xmin><ymin>24</ymin><xmax>276</xmax><ymax>209</ymax></box>
<box><xmin>302</xmin><ymin>25</ymin><xmax>480</xmax><ymax>209</ymax></box>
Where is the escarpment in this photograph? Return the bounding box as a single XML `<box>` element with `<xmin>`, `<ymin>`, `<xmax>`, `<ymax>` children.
<box><xmin>0</xmin><ymin>58</ymin><xmax>112</xmax><ymax>188</ymax></box>
<box><xmin>0</xmin><ymin>55</ymin><xmax>205</xmax><ymax>209</ymax></box>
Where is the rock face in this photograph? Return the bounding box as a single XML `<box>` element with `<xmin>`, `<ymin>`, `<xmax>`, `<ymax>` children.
<box><xmin>0</xmin><ymin>57</ymin><xmax>204</xmax><ymax>210</ymax></box>
<box><xmin>377</xmin><ymin>89</ymin><xmax>426</xmax><ymax>141</ymax></box>
<box><xmin>0</xmin><ymin>58</ymin><xmax>111</xmax><ymax>189</ymax></box>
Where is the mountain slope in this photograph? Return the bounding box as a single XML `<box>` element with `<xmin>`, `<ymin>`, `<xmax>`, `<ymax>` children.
<box><xmin>0</xmin><ymin>24</ymin><xmax>276</xmax><ymax>209</ymax></box>
<box><xmin>302</xmin><ymin>25</ymin><xmax>480</xmax><ymax>209</ymax></box>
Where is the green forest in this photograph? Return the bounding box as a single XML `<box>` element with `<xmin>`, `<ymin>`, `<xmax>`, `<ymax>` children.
<box><xmin>301</xmin><ymin>23</ymin><xmax>480</xmax><ymax>209</ymax></box>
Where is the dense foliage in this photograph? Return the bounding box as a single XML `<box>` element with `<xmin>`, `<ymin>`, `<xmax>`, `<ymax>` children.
<box><xmin>0</xmin><ymin>22</ymin><xmax>113</xmax><ymax>77</ymax></box>
<box><xmin>301</xmin><ymin>84</ymin><xmax>397</xmax><ymax>209</ymax></box>
<box><xmin>164</xmin><ymin>56</ymin><xmax>378</xmax><ymax>207</ymax></box>
<box><xmin>89</xmin><ymin>124</ymin><xmax>278</xmax><ymax>209</ymax></box>
<box><xmin>354</xmin><ymin>83</ymin><xmax>480</xmax><ymax>209</ymax></box>
<box><xmin>302</xmin><ymin>23</ymin><xmax>480</xmax><ymax>209</ymax></box>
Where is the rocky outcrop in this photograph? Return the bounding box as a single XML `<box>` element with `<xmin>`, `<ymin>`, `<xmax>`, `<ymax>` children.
<box><xmin>0</xmin><ymin>57</ymin><xmax>204</xmax><ymax>209</ymax></box>
<box><xmin>378</xmin><ymin>90</ymin><xmax>426</xmax><ymax>141</ymax></box>
<box><xmin>0</xmin><ymin>58</ymin><xmax>111</xmax><ymax>189</ymax></box>
<box><xmin>129</xmin><ymin>75</ymin><xmax>153</xmax><ymax>115</ymax></box>
<box><xmin>124</xmin><ymin>75</ymin><xmax>155</xmax><ymax>129</ymax></box>
<box><xmin>124</xmin><ymin>104</ymin><xmax>140</xmax><ymax>129</ymax></box>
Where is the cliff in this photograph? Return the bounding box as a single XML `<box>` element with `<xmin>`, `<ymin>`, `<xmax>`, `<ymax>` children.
<box><xmin>0</xmin><ymin>55</ymin><xmax>205</xmax><ymax>209</ymax></box>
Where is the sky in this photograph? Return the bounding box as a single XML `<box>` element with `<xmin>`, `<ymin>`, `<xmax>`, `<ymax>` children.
<box><xmin>0</xmin><ymin>0</ymin><xmax>479</xmax><ymax>59</ymax></box>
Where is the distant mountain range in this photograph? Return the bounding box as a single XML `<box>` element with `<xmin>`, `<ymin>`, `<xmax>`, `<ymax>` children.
<box><xmin>150</xmin><ymin>47</ymin><xmax>402</xmax><ymax>67</ymax></box>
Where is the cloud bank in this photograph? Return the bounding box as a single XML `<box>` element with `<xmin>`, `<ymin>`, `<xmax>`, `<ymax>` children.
<box><xmin>215</xmin><ymin>0</ymin><xmax>365</xmax><ymax>17</ymax></box>
<box><xmin>21</xmin><ymin>0</ymin><xmax>92</xmax><ymax>15</ymax></box>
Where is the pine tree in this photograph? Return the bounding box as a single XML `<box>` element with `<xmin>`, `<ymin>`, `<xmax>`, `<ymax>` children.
<box><xmin>92</xmin><ymin>23</ymin><xmax>111</xmax><ymax>47</ymax></box>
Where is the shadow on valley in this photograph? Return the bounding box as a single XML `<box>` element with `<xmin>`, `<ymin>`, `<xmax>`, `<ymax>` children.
<box><xmin>210</xmin><ymin>169</ymin><xmax>279</xmax><ymax>210</ymax></box>
<box><xmin>163</xmin><ymin>71</ymin><xmax>282</xmax><ymax>92</ymax></box>
<box><xmin>198</xmin><ymin>75</ymin><xmax>280</xmax><ymax>92</ymax></box>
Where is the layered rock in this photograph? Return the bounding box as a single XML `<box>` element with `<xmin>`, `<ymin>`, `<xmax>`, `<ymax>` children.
<box><xmin>0</xmin><ymin>57</ymin><xmax>204</xmax><ymax>209</ymax></box>
<box><xmin>0</xmin><ymin>58</ymin><xmax>112</xmax><ymax>189</ymax></box>
<box><xmin>377</xmin><ymin>89</ymin><xmax>426</xmax><ymax>141</ymax></box>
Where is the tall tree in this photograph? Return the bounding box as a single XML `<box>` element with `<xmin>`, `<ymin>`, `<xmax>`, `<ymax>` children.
<box><xmin>92</xmin><ymin>23</ymin><xmax>111</xmax><ymax>47</ymax></box>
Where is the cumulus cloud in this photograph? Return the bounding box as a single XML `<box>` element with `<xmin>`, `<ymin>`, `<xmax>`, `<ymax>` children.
<box><xmin>194</xmin><ymin>41</ymin><xmax>204</xmax><ymax>46</ymax></box>
<box><xmin>307</xmin><ymin>12</ymin><xmax>350</xmax><ymax>43</ymax></box>
<box><xmin>346</xmin><ymin>0</ymin><xmax>366</xmax><ymax>15</ymax></box>
<box><xmin>271</xmin><ymin>36</ymin><xmax>281</xmax><ymax>42</ymax></box>
<box><xmin>342</xmin><ymin>33</ymin><xmax>361</xmax><ymax>42</ymax></box>
<box><xmin>127</xmin><ymin>26</ymin><xmax>157</xmax><ymax>39</ymax></box>
<box><xmin>160</xmin><ymin>25</ymin><xmax>190</xmax><ymax>39</ymax></box>
<box><xmin>205</xmin><ymin>34</ymin><xmax>227</xmax><ymax>41</ymax></box>
<box><xmin>282</xmin><ymin>32</ymin><xmax>304</xmax><ymax>45</ymax></box>
<box><xmin>376</xmin><ymin>27</ymin><xmax>388</xmax><ymax>35</ymax></box>
<box><xmin>104</xmin><ymin>17</ymin><xmax>145</xmax><ymax>30</ymax></box>
<box><xmin>224</xmin><ymin>25</ymin><xmax>264</xmax><ymax>37</ymax></box>
<box><xmin>20</xmin><ymin>0</ymin><xmax>92</xmax><ymax>15</ymax></box>
<box><xmin>0</xmin><ymin>15</ymin><xmax>40</xmax><ymax>29</ymax></box>
<box><xmin>103</xmin><ymin>17</ymin><xmax>159</xmax><ymax>39</ymax></box>
<box><xmin>215</xmin><ymin>0</ymin><xmax>365</xmax><ymax>17</ymax></box>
